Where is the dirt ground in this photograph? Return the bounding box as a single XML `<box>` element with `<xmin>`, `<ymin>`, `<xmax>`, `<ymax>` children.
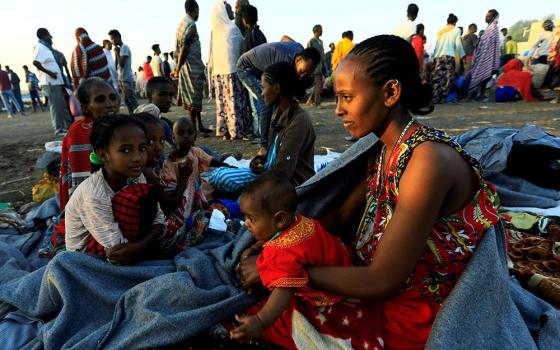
<box><xmin>0</xmin><ymin>99</ymin><xmax>559</xmax><ymax>207</ymax></box>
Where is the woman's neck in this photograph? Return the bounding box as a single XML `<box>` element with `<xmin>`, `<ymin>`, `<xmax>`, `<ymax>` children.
<box><xmin>377</xmin><ymin>109</ymin><xmax>414</xmax><ymax>155</ymax></box>
<box><xmin>102</xmin><ymin>168</ymin><xmax>129</xmax><ymax>192</ymax></box>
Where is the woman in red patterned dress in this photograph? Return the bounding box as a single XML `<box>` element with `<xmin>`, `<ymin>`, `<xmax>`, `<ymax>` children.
<box><xmin>238</xmin><ymin>35</ymin><xmax>500</xmax><ymax>349</ymax></box>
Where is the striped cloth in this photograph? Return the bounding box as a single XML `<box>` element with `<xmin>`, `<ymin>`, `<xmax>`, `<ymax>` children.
<box><xmin>59</xmin><ymin>117</ymin><xmax>94</xmax><ymax>211</ymax></box>
<box><xmin>209</xmin><ymin>136</ymin><xmax>278</xmax><ymax>193</ymax></box>
<box><xmin>70</xmin><ymin>27</ymin><xmax>111</xmax><ymax>89</ymax></box>
<box><xmin>465</xmin><ymin>17</ymin><xmax>501</xmax><ymax>95</ymax></box>
<box><xmin>175</xmin><ymin>14</ymin><xmax>205</xmax><ymax>112</ymax></box>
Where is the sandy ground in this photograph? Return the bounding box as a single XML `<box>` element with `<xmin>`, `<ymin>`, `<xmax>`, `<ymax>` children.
<box><xmin>0</xmin><ymin>99</ymin><xmax>559</xmax><ymax>207</ymax></box>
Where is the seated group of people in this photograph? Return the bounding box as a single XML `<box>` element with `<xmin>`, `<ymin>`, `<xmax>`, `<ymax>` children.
<box><xmin>53</xmin><ymin>35</ymin><xmax>501</xmax><ymax>349</ymax></box>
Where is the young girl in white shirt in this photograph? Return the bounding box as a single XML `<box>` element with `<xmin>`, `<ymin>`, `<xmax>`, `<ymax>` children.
<box><xmin>65</xmin><ymin>114</ymin><xmax>165</xmax><ymax>265</ymax></box>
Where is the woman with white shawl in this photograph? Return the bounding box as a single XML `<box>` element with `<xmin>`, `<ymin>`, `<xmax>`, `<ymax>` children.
<box><xmin>208</xmin><ymin>0</ymin><xmax>250</xmax><ymax>140</ymax></box>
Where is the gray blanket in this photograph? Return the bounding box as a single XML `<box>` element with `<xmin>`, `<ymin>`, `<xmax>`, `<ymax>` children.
<box><xmin>296</xmin><ymin>133</ymin><xmax>560</xmax><ymax>349</ymax></box>
<box><xmin>0</xmin><ymin>228</ymin><xmax>257</xmax><ymax>349</ymax></box>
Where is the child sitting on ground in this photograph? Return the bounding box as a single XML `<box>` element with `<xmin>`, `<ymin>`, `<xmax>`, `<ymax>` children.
<box><xmin>230</xmin><ymin>172</ymin><xmax>367</xmax><ymax>349</ymax></box>
<box><xmin>134</xmin><ymin>112</ymin><xmax>166</xmax><ymax>185</ymax></box>
<box><xmin>64</xmin><ymin>114</ymin><xmax>165</xmax><ymax>265</ymax></box>
<box><xmin>160</xmin><ymin>117</ymin><xmax>230</xmax><ymax>247</ymax></box>
<box><xmin>135</xmin><ymin>76</ymin><xmax>176</xmax><ymax>145</ymax></box>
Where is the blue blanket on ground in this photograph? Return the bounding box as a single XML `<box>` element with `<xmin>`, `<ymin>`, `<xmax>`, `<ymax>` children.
<box><xmin>0</xmin><ymin>227</ymin><xmax>257</xmax><ymax>349</ymax></box>
<box><xmin>296</xmin><ymin>132</ymin><xmax>560</xmax><ymax>349</ymax></box>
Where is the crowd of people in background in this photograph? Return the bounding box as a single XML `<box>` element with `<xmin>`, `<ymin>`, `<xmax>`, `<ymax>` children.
<box><xmin>1</xmin><ymin>1</ymin><xmax>559</xmax><ymax>138</ymax></box>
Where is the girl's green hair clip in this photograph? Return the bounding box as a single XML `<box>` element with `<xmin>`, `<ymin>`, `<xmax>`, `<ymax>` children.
<box><xmin>89</xmin><ymin>152</ymin><xmax>103</xmax><ymax>165</ymax></box>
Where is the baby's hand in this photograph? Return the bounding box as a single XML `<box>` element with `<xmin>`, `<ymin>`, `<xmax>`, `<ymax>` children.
<box><xmin>230</xmin><ymin>314</ymin><xmax>265</xmax><ymax>340</ymax></box>
<box><xmin>178</xmin><ymin>158</ymin><xmax>193</xmax><ymax>179</ymax></box>
<box><xmin>249</xmin><ymin>155</ymin><xmax>266</xmax><ymax>174</ymax></box>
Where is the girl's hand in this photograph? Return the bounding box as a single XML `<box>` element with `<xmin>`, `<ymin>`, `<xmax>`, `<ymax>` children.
<box><xmin>105</xmin><ymin>241</ymin><xmax>145</xmax><ymax>265</ymax></box>
<box><xmin>230</xmin><ymin>314</ymin><xmax>264</xmax><ymax>340</ymax></box>
<box><xmin>249</xmin><ymin>156</ymin><xmax>266</xmax><ymax>174</ymax></box>
<box><xmin>178</xmin><ymin>158</ymin><xmax>193</xmax><ymax>179</ymax></box>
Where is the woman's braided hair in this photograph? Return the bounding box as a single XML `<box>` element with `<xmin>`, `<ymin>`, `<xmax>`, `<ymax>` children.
<box><xmin>347</xmin><ymin>35</ymin><xmax>434</xmax><ymax>115</ymax></box>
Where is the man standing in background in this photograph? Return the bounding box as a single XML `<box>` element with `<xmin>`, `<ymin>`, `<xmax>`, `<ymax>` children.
<box><xmin>23</xmin><ymin>65</ymin><xmax>45</xmax><ymax>112</ymax></box>
<box><xmin>163</xmin><ymin>52</ymin><xmax>172</xmax><ymax>79</ymax></box>
<box><xmin>306</xmin><ymin>24</ymin><xmax>325</xmax><ymax>107</ymax></box>
<box><xmin>102</xmin><ymin>39</ymin><xmax>120</xmax><ymax>93</ymax></box>
<box><xmin>0</xmin><ymin>64</ymin><xmax>25</xmax><ymax>118</ymax></box>
<box><xmin>33</xmin><ymin>28</ymin><xmax>72</xmax><ymax>135</ymax></box>
<box><xmin>394</xmin><ymin>3</ymin><xmax>419</xmax><ymax>42</ymax></box>
<box><xmin>462</xmin><ymin>23</ymin><xmax>478</xmax><ymax>72</ymax></box>
<box><xmin>4</xmin><ymin>66</ymin><xmax>24</xmax><ymax>111</ymax></box>
<box><xmin>108</xmin><ymin>29</ymin><xmax>137</xmax><ymax>114</ymax></box>
<box><xmin>151</xmin><ymin>44</ymin><xmax>164</xmax><ymax>77</ymax></box>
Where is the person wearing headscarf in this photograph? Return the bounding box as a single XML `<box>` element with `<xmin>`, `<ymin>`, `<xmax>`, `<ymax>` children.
<box><xmin>70</xmin><ymin>28</ymin><xmax>111</xmax><ymax>90</ymax></box>
<box><xmin>529</xmin><ymin>20</ymin><xmax>555</xmax><ymax>89</ymax></box>
<box><xmin>549</xmin><ymin>24</ymin><xmax>560</xmax><ymax>104</ymax></box>
<box><xmin>208</xmin><ymin>0</ymin><xmax>250</xmax><ymax>140</ymax></box>
<box><xmin>495</xmin><ymin>59</ymin><xmax>539</xmax><ymax>102</ymax></box>
<box><xmin>464</xmin><ymin>9</ymin><xmax>500</xmax><ymax>100</ymax></box>
<box><xmin>432</xmin><ymin>14</ymin><xmax>465</xmax><ymax>103</ymax></box>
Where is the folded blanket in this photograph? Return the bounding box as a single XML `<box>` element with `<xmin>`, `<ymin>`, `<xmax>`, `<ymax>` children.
<box><xmin>0</xmin><ymin>228</ymin><xmax>257</xmax><ymax>349</ymax></box>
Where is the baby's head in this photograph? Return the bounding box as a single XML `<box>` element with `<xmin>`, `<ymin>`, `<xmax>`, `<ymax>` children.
<box><xmin>146</xmin><ymin>77</ymin><xmax>175</xmax><ymax>114</ymax></box>
<box><xmin>239</xmin><ymin>172</ymin><xmax>297</xmax><ymax>241</ymax></box>
<box><xmin>173</xmin><ymin>117</ymin><xmax>196</xmax><ymax>154</ymax></box>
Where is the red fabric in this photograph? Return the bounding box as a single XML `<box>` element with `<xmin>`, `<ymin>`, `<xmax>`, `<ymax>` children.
<box><xmin>257</xmin><ymin>215</ymin><xmax>351</xmax><ymax>307</ymax></box>
<box><xmin>0</xmin><ymin>70</ymin><xmax>11</xmax><ymax>91</ymax></box>
<box><xmin>412</xmin><ymin>35</ymin><xmax>424</xmax><ymax>68</ymax></box>
<box><xmin>249</xmin><ymin>216</ymin><xmax>383</xmax><ymax>350</ymax></box>
<box><xmin>143</xmin><ymin>62</ymin><xmax>154</xmax><ymax>81</ymax></box>
<box><xmin>111</xmin><ymin>183</ymin><xmax>156</xmax><ymax>242</ymax></box>
<box><xmin>59</xmin><ymin>117</ymin><xmax>94</xmax><ymax>211</ymax></box>
<box><xmin>82</xmin><ymin>183</ymin><xmax>156</xmax><ymax>257</ymax></box>
<box><xmin>496</xmin><ymin>59</ymin><xmax>537</xmax><ymax>102</ymax></box>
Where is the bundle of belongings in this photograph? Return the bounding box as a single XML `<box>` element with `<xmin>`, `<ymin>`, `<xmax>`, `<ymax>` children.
<box><xmin>456</xmin><ymin>124</ymin><xmax>560</xmax><ymax>309</ymax></box>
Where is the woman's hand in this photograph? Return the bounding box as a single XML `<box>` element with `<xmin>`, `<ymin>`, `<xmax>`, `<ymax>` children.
<box><xmin>236</xmin><ymin>242</ymin><xmax>263</xmax><ymax>291</ymax></box>
<box><xmin>229</xmin><ymin>314</ymin><xmax>265</xmax><ymax>340</ymax></box>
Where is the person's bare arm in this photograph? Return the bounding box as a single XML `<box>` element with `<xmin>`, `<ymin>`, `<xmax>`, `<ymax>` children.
<box><xmin>119</xmin><ymin>55</ymin><xmax>129</xmax><ymax>70</ymax></box>
<box><xmin>308</xmin><ymin>142</ymin><xmax>472</xmax><ymax>300</ymax></box>
<box><xmin>32</xmin><ymin>61</ymin><xmax>57</xmax><ymax>79</ymax></box>
<box><xmin>280</xmin><ymin>35</ymin><xmax>295</xmax><ymax>42</ymax></box>
<box><xmin>158</xmin><ymin>159</ymin><xmax>192</xmax><ymax>215</ymax></box>
<box><xmin>230</xmin><ymin>288</ymin><xmax>295</xmax><ymax>340</ymax></box>
<box><xmin>171</xmin><ymin>46</ymin><xmax>189</xmax><ymax>77</ymax></box>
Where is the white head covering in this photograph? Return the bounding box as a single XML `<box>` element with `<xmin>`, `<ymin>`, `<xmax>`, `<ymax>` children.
<box><xmin>209</xmin><ymin>0</ymin><xmax>244</xmax><ymax>75</ymax></box>
<box><xmin>134</xmin><ymin>103</ymin><xmax>161</xmax><ymax>118</ymax></box>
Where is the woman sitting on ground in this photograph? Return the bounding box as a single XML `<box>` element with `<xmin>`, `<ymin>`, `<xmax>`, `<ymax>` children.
<box><xmin>238</xmin><ymin>35</ymin><xmax>500</xmax><ymax>349</ymax></box>
<box><xmin>495</xmin><ymin>59</ymin><xmax>541</xmax><ymax>102</ymax></box>
<box><xmin>209</xmin><ymin>61</ymin><xmax>315</xmax><ymax>194</ymax></box>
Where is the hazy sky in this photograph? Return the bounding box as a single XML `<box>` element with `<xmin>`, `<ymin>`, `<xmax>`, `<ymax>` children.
<box><xmin>1</xmin><ymin>0</ymin><xmax>557</xmax><ymax>83</ymax></box>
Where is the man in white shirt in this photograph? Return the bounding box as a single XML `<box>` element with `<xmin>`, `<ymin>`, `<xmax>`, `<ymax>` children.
<box><xmin>108</xmin><ymin>29</ymin><xmax>138</xmax><ymax>114</ymax></box>
<box><xmin>102</xmin><ymin>39</ymin><xmax>120</xmax><ymax>93</ymax></box>
<box><xmin>168</xmin><ymin>51</ymin><xmax>177</xmax><ymax>72</ymax></box>
<box><xmin>394</xmin><ymin>3</ymin><xmax>419</xmax><ymax>42</ymax></box>
<box><xmin>32</xmin><ymin>28</ymin><xmax>72</xmax><ymax>136</ymax></box>
<box><xmin>150</xmin><ymin>44</ymin><xmax>164</xmax><ymax>77</ymax></box>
